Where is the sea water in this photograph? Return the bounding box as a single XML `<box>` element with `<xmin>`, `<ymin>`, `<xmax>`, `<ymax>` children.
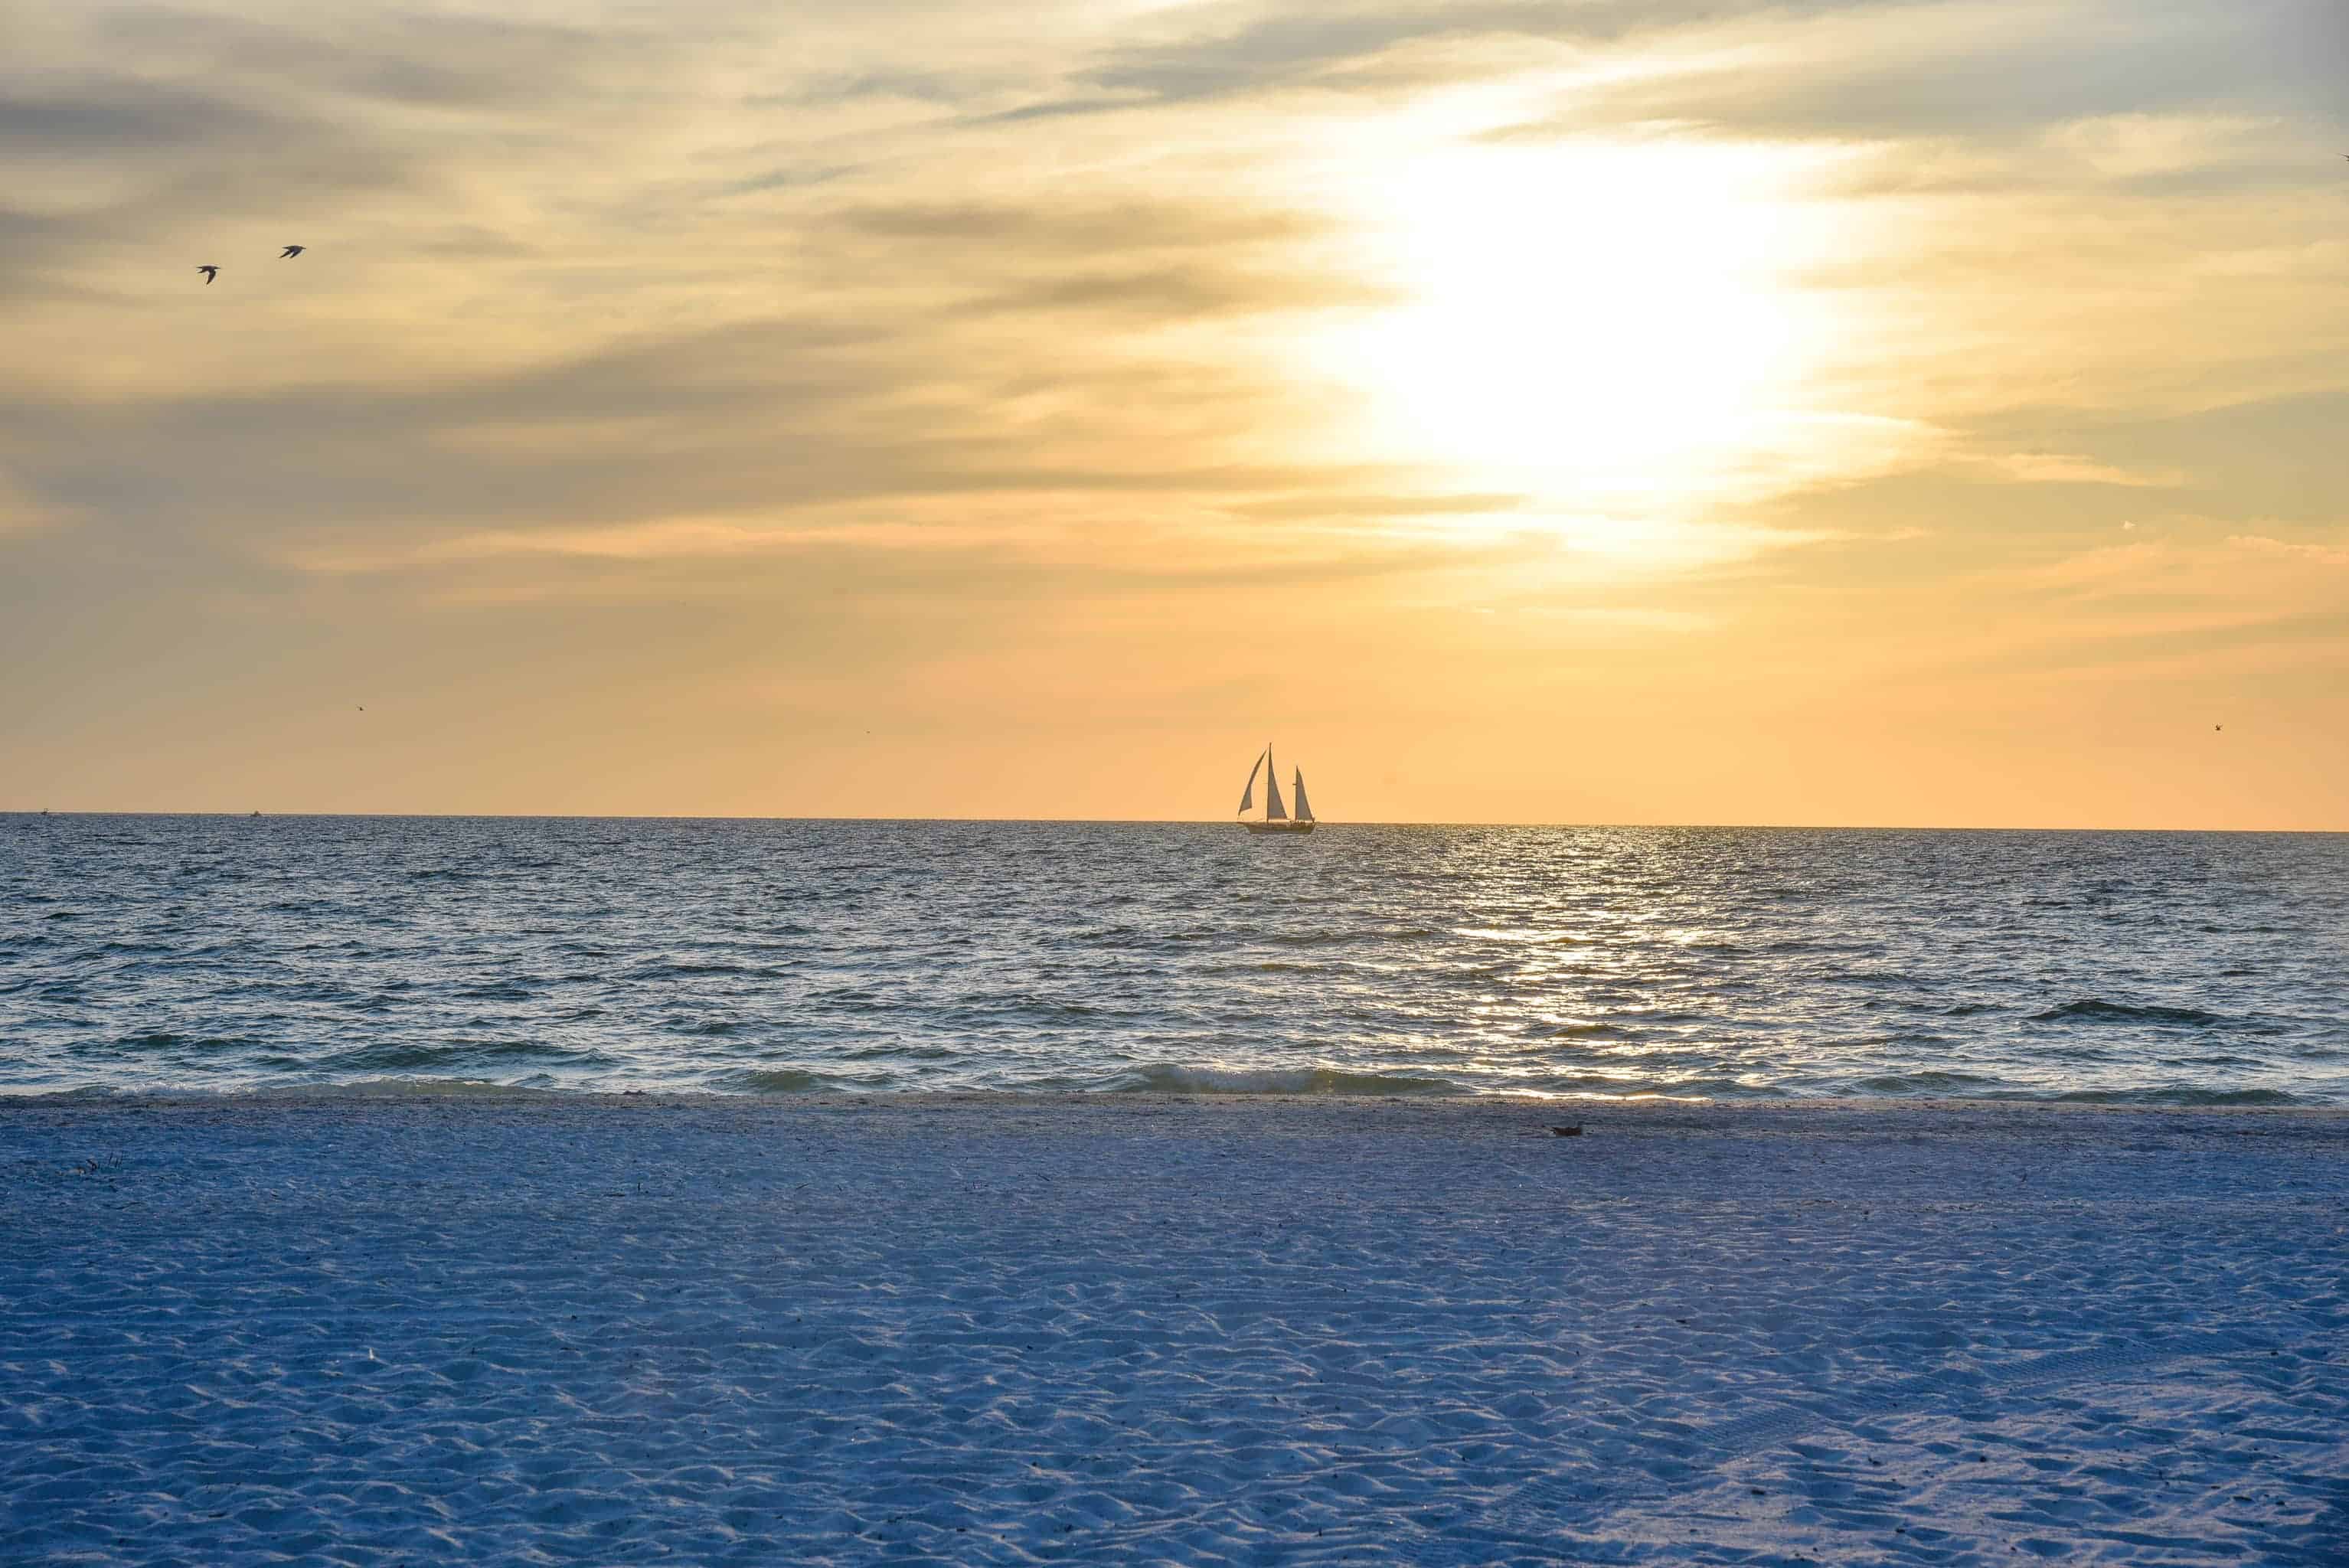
<box><xmin>2</xmin><ymin>815</ymin><xmax>2343</xmax><ymax>1102</ymax></box>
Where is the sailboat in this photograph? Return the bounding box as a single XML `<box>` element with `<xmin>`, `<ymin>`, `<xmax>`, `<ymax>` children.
<box><xmin>1236</xmin><ymin>743</ymin><xmax>1317</xmax><ymax>835</ymax></box>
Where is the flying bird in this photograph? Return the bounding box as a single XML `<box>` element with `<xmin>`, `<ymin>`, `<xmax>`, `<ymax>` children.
<box><xmin>196</xmin><ymin>265</ymin><xmax>219</xmax><ymax>283</ymax></box>
<box><xmin>280</xmin><ymin>245</ymin><xmax>305</xmax><ymax>258</ymax></box>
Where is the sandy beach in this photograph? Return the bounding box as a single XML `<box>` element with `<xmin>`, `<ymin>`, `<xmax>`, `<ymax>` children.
<box><xmin>5</xmin><ymin>1093</ymin><xmax>2344</xmax><ymax>1565</ymax></box>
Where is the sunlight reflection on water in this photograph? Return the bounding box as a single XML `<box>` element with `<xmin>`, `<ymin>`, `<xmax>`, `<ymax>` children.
<box><xmin>3</xmin><ymin>816</ymin><xmax>2344</xmax><ymax>1103</ymax></box>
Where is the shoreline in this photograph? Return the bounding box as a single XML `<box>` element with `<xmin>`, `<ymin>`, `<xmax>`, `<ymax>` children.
<box><xmin>9</xmin><ymin>1086</ymin><xmax>2349</xmax><ymax>1121</ymax></box>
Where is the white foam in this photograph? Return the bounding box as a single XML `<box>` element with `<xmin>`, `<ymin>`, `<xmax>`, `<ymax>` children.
<box><xmin>1105</xmin><ymin>1063</ymin><xmax>1463</xmax><ymax>1096</ymax></box>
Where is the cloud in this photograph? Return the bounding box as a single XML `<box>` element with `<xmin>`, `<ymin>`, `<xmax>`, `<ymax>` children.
<box><xmin>992</xmin><ymin>1</ymin><xmax>1967</xmax><ymax>120</ymax></box>
<box><xmin>971</xmin><ymin>263</ymin><xmax>1393</xmax><ymax>319</ymax></box>
<box><xmin>816</xmin><ymin>198</ymin><xmax>1387</xmax><ymax>320</ymax></box>
<box><xmin>2229</xmin><ymin>533</ymin><xmax>2349</xmax><ymax>568</ymax></box>
<box><xmin>1973</xmin><ymin>452</ymin><xmax>2186</xmax><ymax>488</ymax></box>
<box><xmin>1070</xmin><ymin>5</ymin><xmax>1561</xmax><ymax>105</ymax></box>
<box><xmin>79</xmin><ymin>7</ymin><xmax>652</xmax><ymax>109</ymax></box>
<box><xmin>829</xmin><ymin>199</ymin><xmax>1325</xmax><ymax>250</ymax></box>
<box><xmin>1485</xmin><ymin>1</ymin><xmax>2346</xmax><ymax>145</ymax></box>
<box><xmin>1224</xmin><ymin>492</ymin><xmax>1527</xmax><ymax>520</ymax></box>
<box><xmin>0</xmin><ymin>8</ymin><xmax>695</xmax><ymax>313</ymax></box>
<box><xmin>0</xmin><ymin>464</ymin><xmax>65</xmax><ymax>538</ymax></box>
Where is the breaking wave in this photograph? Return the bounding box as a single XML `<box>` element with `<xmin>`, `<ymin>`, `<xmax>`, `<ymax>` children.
<box><xmin>1104</xmin><ymin>1065</ymin><xmax>1464</xmax><ymax>1096</ymax></box>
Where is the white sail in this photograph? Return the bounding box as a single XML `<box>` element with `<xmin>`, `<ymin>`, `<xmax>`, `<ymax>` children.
<box><xmin>1292</xmin><ymin>768</ymin><xmax>1313</xmax><ymax>822</ymax></box>
<box><xmin>1237</xmin><ymin>748</ymin><xmax>1263</xmax><ymax>814</ymax></box>
<box><xmin>1264</xmin><ymin>744</ymin><xmax>1288</xmax><ymax>818</ymax></box>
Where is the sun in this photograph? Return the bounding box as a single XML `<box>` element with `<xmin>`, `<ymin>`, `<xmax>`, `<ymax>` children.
<box><xmin>1305</xmin><ymin>136</ymin><xmax>1842</xmax><ymax>515</ymax></box>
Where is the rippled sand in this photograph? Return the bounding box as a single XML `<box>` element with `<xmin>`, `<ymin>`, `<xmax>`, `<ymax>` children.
<box><xmin>5</xmin><ymin>1095</ymin><xmax>2344</xmax><ymax>1564</ymax></box>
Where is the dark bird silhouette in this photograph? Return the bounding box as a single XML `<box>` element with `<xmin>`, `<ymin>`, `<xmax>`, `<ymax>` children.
<box><xmin>280</xmin><ymin>245</ymin><xmax>305</xmax><ymax>258</ymax></box>
<box><xmin>196</xmin><ymin>265</ymin><xmax>219</xmax><ymax>283</ymax></box>
<box><xmin>2215</xmin><ymin>724</ymin><xmax>2222</xmax><ymax>731</ymax></box>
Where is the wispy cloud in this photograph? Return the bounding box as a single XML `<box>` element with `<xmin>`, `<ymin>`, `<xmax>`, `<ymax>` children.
<box><xmin>1485</xmin><ymin>1</ymin><xmax>2344</xmax><ymax>145</ymax></box>
<box><xmin>2229</xmin><ymin>532</ymin><xmax>2349</xmax><ymax>568</ymax></box>
<box><xmin>1973</xmin><ymin>452</ymin><xmax>2186</xmax><ymax>488</ymax></box>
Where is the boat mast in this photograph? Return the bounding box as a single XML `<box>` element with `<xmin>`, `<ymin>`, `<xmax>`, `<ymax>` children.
<box><xmin>1265</xmin><ymin>743</ymin><xmax>1288</xmax><ymax>819</ymax></box>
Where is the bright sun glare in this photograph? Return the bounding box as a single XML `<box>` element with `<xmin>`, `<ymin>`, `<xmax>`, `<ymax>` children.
<box><xmin>1309</xmin><ymin>139</ymin><xmax>1844</xmax><ymax>524</ymax></box>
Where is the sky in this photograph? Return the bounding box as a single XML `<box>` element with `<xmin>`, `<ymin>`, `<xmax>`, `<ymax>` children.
<box><xmin>3</xmin><ymin>0</ymin><xmax>2346</xmax><ymax>826</ymax></box>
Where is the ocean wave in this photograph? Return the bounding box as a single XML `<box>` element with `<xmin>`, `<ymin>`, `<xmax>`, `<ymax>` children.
<box><xmin>947</xmin><ymin>995</ymin><xmax>1116</xmax><ymax>1021</ymax></box>
<box><xmin>320</xmin><ymin>1040</ymin><xmax>599</xmax><ymax>1072</ymax></box>
<box><xmin>2032</xmin><ymin>1000</ymin><xmax>2226</xmax><ymax>1027</ymax></box>
<box><xmin>99</xmin><ymin>1031</ymin><xmax>253</xmax><ymax>1055</ymax></box>
<box><xmin>18</xmin><ymin>1077</ymin><xmax>568</xmax><ymax>1102</ymax></box>
<box><xmin>720</xmin><ymin>1067</ymin><xmax>844</xmax><ymax>1093</ymax></box>
<box><xmin>456</xmin><ymin>981</ymin><xmax>541</xmax><ymax>1001</ymax></box>
<box><xmin>805</xmin><ymin>986</ymin><xmax>891</xmax><ymax>1009</ymax></box>
<box><xmin>1264</xmin><ymin>927</ymin><xmax>1436</xmax><ymax>946</ymax></box>
<box><xmin>1452</xmin><ymin>928</ymin><xmax>1587</xmax><ymax>945</ymax></box>
<box><xmin>629</xmin><ymin>960</ymin><xmax>761</xmax><ymax>980</ymax></box>
<box><xmin>1103</xmin><ymin>1064</ymin><xmax>1464</xmax><ymax>1096</ymax></box>
<box><xmin>2044</xmin><ymin>1086</ymin><xmax>2303</xmax><ymax>1107</ymax></box>
<box><xmin>252</xmin><ymin>1076</ymin><xmax>564</xmax><ymax>1099</ymax></box>
<box><xmin>1849</xmin><ymin>1070</ymin><xmax>2004</xmax><ymax>1093</ymax></box>
<box><xmin>74</xmin><ymin>939</ymin><xmax>173</xmax><ymax>959</ymax></box>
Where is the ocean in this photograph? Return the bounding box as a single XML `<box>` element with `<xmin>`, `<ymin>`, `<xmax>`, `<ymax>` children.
<box><xmin>2</xmin><ymin>815</ymin><xmax>2344</xmax><ymax>1102</ymax></box>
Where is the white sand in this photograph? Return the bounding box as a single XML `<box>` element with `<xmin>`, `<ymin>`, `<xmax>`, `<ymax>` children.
<box><xmin>3</xmin><ymin>1093</ymin><xmax>2344</xmax><ymax>1565</ymax></box>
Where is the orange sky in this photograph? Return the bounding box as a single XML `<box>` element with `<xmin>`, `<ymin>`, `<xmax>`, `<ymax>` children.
<box><xmin>3</xmin><ymin>1</ymin><xmax>2345</xmax><ymax>826</ymax></box>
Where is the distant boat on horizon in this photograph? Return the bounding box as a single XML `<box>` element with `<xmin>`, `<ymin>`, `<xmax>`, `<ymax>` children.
<box><xmin>1236</xmin><ymin>743</ymin><xmax>1316</xmax><ymax>835</ymax></box>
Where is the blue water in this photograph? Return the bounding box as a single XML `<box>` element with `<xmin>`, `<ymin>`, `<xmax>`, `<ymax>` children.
<box><xmin>2</xmin><ymin>815</ymin><xmax>2344</xmax><ymax>1102</ymax></box>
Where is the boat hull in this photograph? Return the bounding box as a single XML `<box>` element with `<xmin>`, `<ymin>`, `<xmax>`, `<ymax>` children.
<box><xmin>1242</xmin><ymin>820</ymin><xmax>1316</xmax><ymax>835</ymax></box>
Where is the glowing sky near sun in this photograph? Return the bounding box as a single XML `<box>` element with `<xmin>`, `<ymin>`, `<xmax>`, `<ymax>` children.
<box><xmin>2</xmin><ymin>0</ymin><xmax>2345</xmax><ymax>825</ymax></box>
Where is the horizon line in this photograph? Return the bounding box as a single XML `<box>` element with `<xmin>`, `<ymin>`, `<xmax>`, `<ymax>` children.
<box><xmin>4</xmin><ymin>809</ymin><xmax>2342</xmax><ymax>836</ymax></box>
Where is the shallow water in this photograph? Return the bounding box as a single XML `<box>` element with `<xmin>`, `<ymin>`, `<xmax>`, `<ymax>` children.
<box><xmin>2</xmin><ymin>815</ymin><xmax>2344</xmax><ymax>1101</ymax></box>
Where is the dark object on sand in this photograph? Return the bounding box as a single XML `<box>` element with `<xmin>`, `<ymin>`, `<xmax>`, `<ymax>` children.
<box><xmin>1550</xmin><ymin>1125</ymin><xmax>1583</xmax><ymax>1137</ymax></box>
